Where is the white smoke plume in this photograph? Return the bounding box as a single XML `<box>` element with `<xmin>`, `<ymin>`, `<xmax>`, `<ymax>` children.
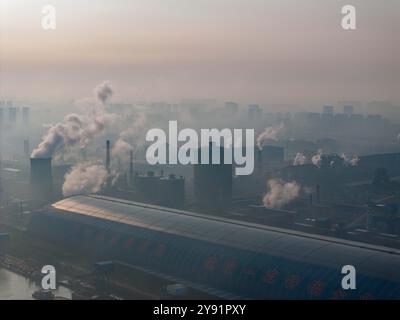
<box><xmin>256</xmin><ymin>123</ymin><xmax>284</xmax><ymax>150</ymax></box>
<box><xmin>263</xmin><ymin>179</ymin><xmax>300</xmax><ymax>209</ymax></box>
<box><xmin>311</xmin><ymin>149</ymin><xmax>323</xmax><ymax>168</ymax></box>
<box><xmin>62</xmin><ymin>162</ymin><xmax>108</xmax><ymax>196</ymax></box>
<box><xmin>31</xmin><ymin>81</ymin><xmax>115</xmax><ymax>158</ymax></box>
<box><xmin>293</xmin><ymin>153</ymin><xmax>307</xmax><ymax>166</ymax></box>
<box><xmin>342</xmin><ymin>153</ymin><xmax>360</xmax><ymax>166</ymax></box>
<box><xmin>112</xmin><ymin>138</ymin><xmax>133</xmax><ymax>169</ymax></box>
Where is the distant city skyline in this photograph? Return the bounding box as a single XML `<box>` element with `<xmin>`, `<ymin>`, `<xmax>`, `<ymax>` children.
<box><xmin>1</xmin><ymin>0</ymin><xmax>399</xmax><ymax>106</ymax></box>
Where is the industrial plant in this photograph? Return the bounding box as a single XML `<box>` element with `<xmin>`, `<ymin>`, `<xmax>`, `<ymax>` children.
<box><xmin>1</xmin><ymin>0</ymin><xmax>400</xmax><ymax>303</ymax></box>
<box><xmin>1</xmin><ymin>91</ymin><xmax>400</xmax><ymax>300</ymax></box>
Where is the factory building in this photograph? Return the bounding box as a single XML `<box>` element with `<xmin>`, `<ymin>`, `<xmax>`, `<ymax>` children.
<box><xmin>134</xmin><ymin>171</ymin><xmax>161</xmax><ymax>203</ymax></box>
<box><xmin>29</xmin><ymin>195</ymin><xmax>400</xmax><ymax>299</ymax></box>
<box><xmin>257</xmin><ymin>146</ymin><xmax>285</xmax><ymax>169</ymax></box>
<box><xmin>158</xmin><ymin>174</ymin><xmax>185</xmax><ymax>208</ymax></box>
<box><xmin>194</xmin><ymin>145</ymin><xmax>232</xmax><ymax>212</ymax></box>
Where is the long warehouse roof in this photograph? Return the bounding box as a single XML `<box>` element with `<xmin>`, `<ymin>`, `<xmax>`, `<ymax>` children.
<box><xmin>48</xmin><ymin>195</ymin><xmax>400</xmax><ymax>282</ymax></box>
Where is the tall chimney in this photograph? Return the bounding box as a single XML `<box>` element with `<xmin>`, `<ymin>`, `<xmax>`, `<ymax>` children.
<box><xmin>106</xmin><ymin>140</ymin><xmax>111</xmax><ymax>189</ymax></box>
<box><xmin>129</xmin><ymin>149</ymin><xmax>133</xmax><ymax>185</ymax></box>
<box><xmin>106</xmin><ymin>140</ymin><xmax>111</xmax><ymax>172</ymax></box>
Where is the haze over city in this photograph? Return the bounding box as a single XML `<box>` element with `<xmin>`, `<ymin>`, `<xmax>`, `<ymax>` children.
<box><xmin>1</xmin><ymin>0</ymin><xmax>400</xmax><ymax>303</ymax></box>
<box><xmin>1</xmin><ymin>0</ymin><xmax>399</xmax><ymax>106</ymax></box>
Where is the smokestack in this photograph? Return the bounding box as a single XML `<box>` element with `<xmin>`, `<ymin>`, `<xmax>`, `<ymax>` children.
<box><xmin>106</xmin><ymin>140</ymin><xmax>111</xmax><ymax>189</ymax></box>
<box><xmin>30</xmin><ymin>158</ymin><xmax>53</xmax><ymax>202</ymax></box>
<box><xmin>129</xmin><ymin>149</ymin><xmax>133</xmax><ymax>185</ymax></box>
<box><xmin>106</xmin><ymin>140</ymin><xmax>111</xmax><ymax>172</ymax></box>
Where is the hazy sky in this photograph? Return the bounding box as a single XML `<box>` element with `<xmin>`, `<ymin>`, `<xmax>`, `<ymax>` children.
<box><xmin>1</xmin><ymin>0</ymin><xmax>399</xmax><ymax>105</ymax></box>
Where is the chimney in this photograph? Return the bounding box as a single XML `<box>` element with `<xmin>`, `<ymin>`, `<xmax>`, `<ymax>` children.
<box><xmin>106</xmin><ymin>140</ymin><xmax>111</xmax><ymax>189</ymax></box>
<box><xmin>30</xmin><ymin>157</ymin><xmax>53</xmax><ymax>202</ymax></box>
<box><xmin>129</xmin><ymin>149</ymin><xmax>134</xmax><ymax>185</ymax></box>
<box><xmin>106</xmin><ymin>140</ymin><xmax>111</xmax><ymax>172</ymax></box>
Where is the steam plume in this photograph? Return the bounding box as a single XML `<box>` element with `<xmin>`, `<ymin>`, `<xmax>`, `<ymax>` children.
<box><xmin>62</xmin><ymin>162</ymin><xmax>108</xmax><ymax>196</ymax></box>
<box><xmin>311</xmin><ymin>149</ymin><xmax>323</xmax><ymax>167</ymax></box>
<box><xmin>342</xmin><ymin>153</ymin><xmax>360</xmax><ymax>166</ymax></box>
<box><xmin>31</xmin><ymin>81</ymin><xmax>114</xmax><ymax>158</ymax></box>
<box><xmin>94</xmin><ymin>81</ymin><xmax>113</xmax><ymax>104</ymax></box>
<box><xmin>263</xmin><ymin>179</ymin><xmax>300</xmax><ymax>209</ymax></box>
<box><xmin>293</xmin><ymin>153</ymin><xmax>307</xmax><ymax>166</ymax></box>
<box><xmin>256</xmin><ymin>123</ymin><xmax>284</xmax><ymax>150</ymax></box>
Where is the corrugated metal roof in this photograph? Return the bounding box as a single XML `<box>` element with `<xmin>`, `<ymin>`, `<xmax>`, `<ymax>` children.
<box><xmin>49</xmin><ymin>195</ymin><xmax>400</xmax><ymax>282</ymax></box>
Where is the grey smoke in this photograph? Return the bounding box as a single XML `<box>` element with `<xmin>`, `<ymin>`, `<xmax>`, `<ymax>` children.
<box><xmin>263</xmin><ymin>178</ymin><xmax>300</xmax><ymax>209</ymax></box>
<box><xmin>111</xmin><ymin>138</ymin><xmax>133</xmax><ymax>170</ymax></box>
<box><xmin>256</xmin><ymin>123</ymin><xmax>284</xmax><ymax>150</ymax></box>
<box><xmin>62</xmin><ymin>162</ymin><xmax>108</xmax><ymax>196</ymax></box>
<box><xmin>31</xmin><ymin>81</ymin><xmax>115</xmax><ymax>158</ymax></box>
<box><xmin>94</xmin><ymin>81</ymin><xmax>113</xmax><ymax>104</ymax></box>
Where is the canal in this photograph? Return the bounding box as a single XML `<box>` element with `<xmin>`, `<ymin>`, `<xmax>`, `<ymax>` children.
<box><xmin>0</xmin><ymin>268</ymin><xmax>72</xmax><ymax>300</ymax></box>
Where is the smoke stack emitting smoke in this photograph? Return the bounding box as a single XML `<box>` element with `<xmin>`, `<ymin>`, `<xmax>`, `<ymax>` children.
<box><xmin>31</xmin><ymin>81</ymin><xmax>114</xmax><ymax>159</ymax></box>
<box><xmin>256</xmin><ymin>123</ymin><xmax>284</xmax><ymax>150</ymax></box>
<box><xmin>28</xmin><ymin>80</ymin><xmax>116</xmax><ymax>197</ymax></box>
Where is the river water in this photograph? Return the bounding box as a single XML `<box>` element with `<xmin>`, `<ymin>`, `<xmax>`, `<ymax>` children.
<box><xmin>0</xmin><ymin>268</ymin><xmax>72</xmax><ymax>300</ymax></box>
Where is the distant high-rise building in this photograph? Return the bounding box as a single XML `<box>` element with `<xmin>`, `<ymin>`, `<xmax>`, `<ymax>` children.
<box><xmin>343</xmin><ymin>105</ymin><xmax>354</xmax><ymax>116</ymax></box>
<box><xmin>22</xmin><ymin>107</ymin><xmax>30</xmax><ymax>125</ymax></box>
<box><xmin>225</xmin><ymin>101</ymin><xmax>239</xmax><ymax>113</ymax></box>
<box><xmin>8</xmin><ymin>106</ymin><xmax>17</xmax><ymax>128</ymax></box>
<box><xmin>323</xmin><ymin>105</ymin><xmax>334</xmax><ymax>115</ymax></box>
<box><xmin>0</xmin><ymin>105</ymin><xmax>3</xmax><ymax>125</ymax></box>
<box><xmin>24</xmin><ymin>140</ymin><xmax>30</xmax><ymax>159</ymax></box>
<box><xmin>248</xmin><ymin>104</ymin><xmax>262</xmax><ymax>120</ymax></box>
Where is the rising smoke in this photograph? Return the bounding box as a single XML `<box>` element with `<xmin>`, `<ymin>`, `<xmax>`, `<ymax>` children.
<box><xmin>62</xmin><ymin>162</ymin><xmax>108</xmax><ymax>196</ymax></box>
<box><xmin>263</xmin><ymin>178</ymin><xmax>300</xmax><ymax>209</ymax></box>
<box><xmin>311</xmin><ymin>149</ymin><xmax>323</xmax><ymax>168</ymax></box>
<box><xmin>31</xmin><ymin>81</ymin><xmax>115</xmax><ymax>158</ymax></box>
<box><xmin>342</xmin><ymin>153</ymin><xmax>360</xmax><ymax>166</ymax></box>
<box><xmin>256</xmin><ymin>123</ymin><xmax>284</xmax><ymax>150</ymax></box>
<box><xmin>293</xmin><ymin>152</ymin><xmax>307</xmax><ymax>166</ymax></box>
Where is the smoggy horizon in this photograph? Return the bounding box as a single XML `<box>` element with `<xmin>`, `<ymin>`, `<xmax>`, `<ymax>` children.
<box><xmin>1</xmin><ymin>0</ymin><xmax>399</xmax><ymax>107</ymax></box>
